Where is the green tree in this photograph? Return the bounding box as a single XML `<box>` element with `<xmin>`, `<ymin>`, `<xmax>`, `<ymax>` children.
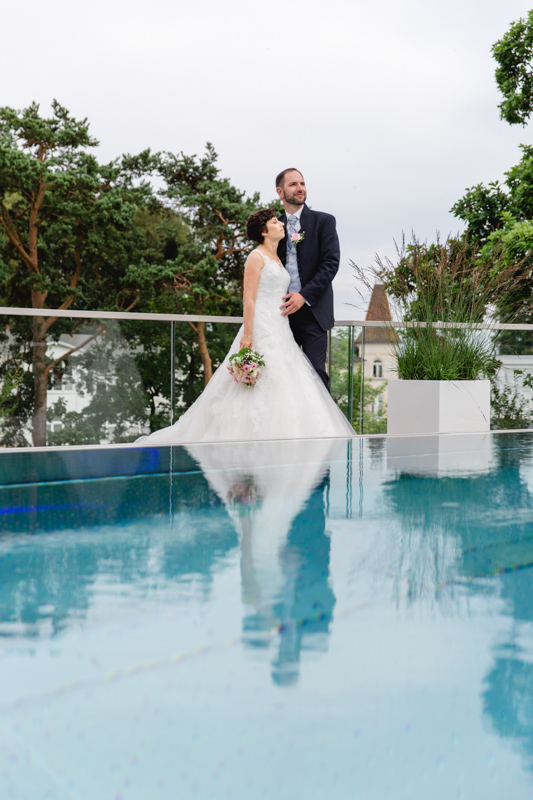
<box><xmin>453</xmin><ymin>12</ymin><xmax>533</xmax><ymax>248</ymax></box>
<box><xmin>493</xmin><ymin>10</ymin><xmax>533</xmax><ymax>125</ymax></box>
<box><xmin>450</xmin><ymin>181</ymin><xmax>510</xmax><ymax>244</ymax></box>
<box><xmin>0</xmin><ymin>101</ymin><xmax>156</xmax><ymax>445</ymax></box>
<box><xmin>0</xmin><ymin>105</ymin><xmax>282</xmax><ymax>447</ymax></box>
<box><xmin>0</xmin><ymin>364</ymin><xmax>23</xmax><ymax>428</ymax></box>
<box><xmin>452</xmin><ymin>144</ymin><xmax>533</xmax><ymax>248</ymax></box>
<box><xmin>451</xmin><ymin>13</ymin><xmax>533</xmax><ymax>350</ymax></box>
<box><xmin>480</xmin><ymin>214</ymin><xmax>533</xmax><ymax>303</ymax></box>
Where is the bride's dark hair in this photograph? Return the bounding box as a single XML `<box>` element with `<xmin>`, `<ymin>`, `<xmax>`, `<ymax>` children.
<box><xmin>246</xmin><ymin>208</ymin><xmax>277</xmax><ymax>244</ymax></box>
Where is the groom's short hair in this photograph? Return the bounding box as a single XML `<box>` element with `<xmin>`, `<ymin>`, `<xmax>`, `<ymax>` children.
<box><xmin>275</xmin><ymin>168</ymin><xmax>304</xmax><ymax>189</ymax></box>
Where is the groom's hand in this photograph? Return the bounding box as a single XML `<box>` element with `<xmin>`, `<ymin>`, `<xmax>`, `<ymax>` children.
<box><xmin>281</xmin><ymin>292</ymin><xmax>305</xmax><ymax>316</ymax></box>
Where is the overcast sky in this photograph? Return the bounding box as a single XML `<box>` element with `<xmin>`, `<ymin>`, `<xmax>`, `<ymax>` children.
<box><xmin>3</xmin><ymin>0</ymin><xmax>532</xmax><ymax>319</ymax></box>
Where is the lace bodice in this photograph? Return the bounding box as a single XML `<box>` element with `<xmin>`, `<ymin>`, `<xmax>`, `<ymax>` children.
<box><xmin>255</xmin><ymin>251</ymin><xmax>290</xmax><ymax>301</ymax></box>
<box><xmin>252</xmin><ymin>251</ymin><xmax>291</xmax><ymax>344</ymax></box>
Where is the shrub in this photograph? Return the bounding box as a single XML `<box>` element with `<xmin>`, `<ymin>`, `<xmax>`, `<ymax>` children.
<box><xmin>352</xmin><ymin>234</ymin><xmax>533</xmax><ymax>381</ymax></box>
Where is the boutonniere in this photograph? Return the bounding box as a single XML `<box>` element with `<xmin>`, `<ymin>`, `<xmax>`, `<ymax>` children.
<box><xmin>290</xmin><ymin>231</ymin><xmax>305</xmax><ymax>247</ymax></box>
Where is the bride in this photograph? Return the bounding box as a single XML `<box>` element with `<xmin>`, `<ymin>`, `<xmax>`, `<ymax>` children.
<box><xmin>138</xmin><ymin>208</ymin><xmax>354</xmax><ymax>443</ymax></box>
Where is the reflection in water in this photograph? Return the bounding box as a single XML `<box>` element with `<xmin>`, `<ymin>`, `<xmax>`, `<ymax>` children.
<box><xmin>269</xmin><ymin>476</ymin><xmax>334</xmax><ymax>686</ymax></box>
<box><xmin>483</xmin><ymin>646</ymin><xmax>533</xmax><ymax>760</ymax></box>
<box><xmin>382</xmin><ymin>434</ymin><xmax>533</xmax><ymax>603</ymax></box>
<box><xmin>227</xmin><ymin>476</ymin><xmax>263</xmax><ymax>516</ymax></box>
<box><xmin>187</xmin><ymin>439</ymin><xmax>340</xmax><ymax>686</ymax></box>
<box><xmin>367</xmin><ymin>436</ymin><xmax>387</xmax><ymax>469</ymax></box>
<box><xmin>0</xmin><ymin>439</ymin><xmax>341</xmax><ymax>687</ymax></box>
<box><xmin>385</xmin><ymin>433</ymin><xmax>533</xmax><ymax>772</ymax></box>
<box><xmin>0</xmin><ymin>459</ymin><xmax>238</xmax><ymax>637</ymax></box>
<box><xmin>7</xmin><ymin>429</ymin><xmax>533</xmax><ymax>772</ymax></box>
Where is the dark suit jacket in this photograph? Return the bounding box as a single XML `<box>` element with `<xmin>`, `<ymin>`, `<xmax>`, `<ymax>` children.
<box><xmin>277</xmin><ymin>204</ymin><xmax>340</xmax><ymax>331</ymax></box>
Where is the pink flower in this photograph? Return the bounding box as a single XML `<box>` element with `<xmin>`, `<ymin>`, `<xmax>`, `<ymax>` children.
<box><xmin>228</xmin><ymin>348</ymin><xmax>264</xmax><ymax>387</ymax></box>
<box><xmin>291</xmin><ymin>233</ymin><xmax>301</xmax><ymax>243</ymax></box>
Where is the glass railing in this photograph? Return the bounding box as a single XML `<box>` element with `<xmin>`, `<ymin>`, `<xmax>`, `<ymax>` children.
<box><xmin>0</xmin><ymin>308</ymin><xmax>242</xmax><ymax>448</ymax></box>
<box><xmin>1</xmin><ymin>307</ymin><xmax>533</xmax><ymax>446</ymax></box>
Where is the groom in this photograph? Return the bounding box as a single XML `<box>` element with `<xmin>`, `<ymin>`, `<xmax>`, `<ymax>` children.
<box><xmin>276</xmin><ymin>168</ymin><xmax>340</xmax><ymax>390</ymax></box>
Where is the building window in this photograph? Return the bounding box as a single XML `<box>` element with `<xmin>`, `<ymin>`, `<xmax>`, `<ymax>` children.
<box><xmin>49</xmin><ymin>368</ymin><xmax>73</xmax><ymax>392</ymax></box>
<box><xmin>373</xmin><ymin>360</ymin><xmax>383</xmax><ymax>378</ymax></box>
<box><xmin>47</xmin><ymin>420</ymin><xmax>64</xmax><ymax>432</ymax></box>
<box><xmin>372</xmin><ymin>395</ymin><xmax>384</xmax><ymax>418</ymax></box>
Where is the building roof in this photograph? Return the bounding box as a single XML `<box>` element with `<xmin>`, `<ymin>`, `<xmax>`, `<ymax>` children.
<box><xmin>354</xmin><ymin>284</ymin><xmax>399</xmax><ymax>344</ymax></box>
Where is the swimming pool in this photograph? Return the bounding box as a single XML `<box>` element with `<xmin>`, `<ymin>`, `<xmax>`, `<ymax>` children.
<box><xmin>1</xmin><ymin>432</ymin><xmax>533</xmax><ymax>799</ymax></box>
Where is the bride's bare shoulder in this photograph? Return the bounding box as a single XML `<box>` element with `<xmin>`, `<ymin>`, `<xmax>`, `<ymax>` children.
<box><xmin>246</xmin><ymin>250</ymin><xmax>265</xmax><ymax>269</ymax></box>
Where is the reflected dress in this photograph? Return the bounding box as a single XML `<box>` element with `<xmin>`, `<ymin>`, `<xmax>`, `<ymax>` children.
<box><xmin>139</xmin><ymin>251</ymin><xmax>354</xmax><ymax>443</ymax></box>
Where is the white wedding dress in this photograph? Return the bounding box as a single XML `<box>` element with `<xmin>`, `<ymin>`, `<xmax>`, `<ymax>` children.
<box><xmin>139</xmin><ymin>251</ymin><xmax>354</xmax><ymax>443</ymax></box>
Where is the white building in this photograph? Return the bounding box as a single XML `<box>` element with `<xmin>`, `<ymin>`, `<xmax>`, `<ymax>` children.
<box><xmin>354</xmin><ymin>284</ymin><xmax>398</xmax><ymax>415</ymax></box>
<box><xmin>46</xmin><ymin>334</ymin><xmax>94</xmax><ymax>435</ymax></box>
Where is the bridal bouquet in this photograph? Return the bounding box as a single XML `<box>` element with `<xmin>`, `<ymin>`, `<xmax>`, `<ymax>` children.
<box><xmin>227</xmin><ymin>347</ymin><xmax>265</xmax><ymax>387</ymax></box>
<box><xmin>227</xmin><ymin>476</ymin><xmax>263</xmax><ymax>515</ymax></box>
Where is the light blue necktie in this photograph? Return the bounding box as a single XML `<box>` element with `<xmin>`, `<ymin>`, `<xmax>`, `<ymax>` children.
<box><xmin>288</xmin><ymin>214</ymin><xmax>298</xmax><ymax>246</ymax></box>
<box><xmin>286</xmin><ymin>214</ymin><xmax>302</xmax><ymax>293</ymax></box>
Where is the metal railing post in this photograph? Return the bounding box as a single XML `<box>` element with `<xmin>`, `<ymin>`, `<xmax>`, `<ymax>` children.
<box><xmin>358</xmin><ymin>437</ymin><xmax>364</xmax><ymax>518</ymax></box>
<box><xmin>169</xmin><ymin>444</ymin><xmax>174</xmax><ymax>529</ymax></box>
<box><xmin>347</xmin><ymin>325</ymin><xmax>353</xmax><ymax>425</ymax></box>
<box><xmin>346</xmin><ymin>437</ymin><xmax>352</xmax><ymax>519</ymax></box>
<box><xmin>359</xmin><ymin>326</ymin><xmax>365</xmax><ymax>435</ymax></box>
<box><xmin>170</xmin><ymin>321</ymin><xmax>176</xmax><ymax>424</ymax></box>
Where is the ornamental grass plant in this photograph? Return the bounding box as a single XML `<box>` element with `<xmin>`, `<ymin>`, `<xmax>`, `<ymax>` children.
<box><xmin>393</xmin><ymin>326</ymin><xmax>500</xmax><ymax>381</ymax></box>
<box><xmin>352</xmin><ymin>234</ymin><xmax>533</xmax><ymax>381</ymax></box>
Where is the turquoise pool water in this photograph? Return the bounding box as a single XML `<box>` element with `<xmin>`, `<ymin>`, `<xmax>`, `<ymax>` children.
<box><xmin>1</xmin><ymin>432</ymin><xmax>533</xmax><ymax>798</ymax></box>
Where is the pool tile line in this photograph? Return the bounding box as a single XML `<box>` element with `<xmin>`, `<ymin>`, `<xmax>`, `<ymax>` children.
<box><xmin>0</xmin><ymin>638</ymin><xmax>240</xmax><ymax>715</ymax></box>
<box><xmin>0</xmin><ymin>592</ymin><xmax>396</xmax><ymax>716</ymax></box>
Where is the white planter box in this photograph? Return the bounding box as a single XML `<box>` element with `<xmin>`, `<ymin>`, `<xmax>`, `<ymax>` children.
<box><xmin>387</xmin><ymin>379</ymin><xmax>491</xmax><ymax>435</ymax></box>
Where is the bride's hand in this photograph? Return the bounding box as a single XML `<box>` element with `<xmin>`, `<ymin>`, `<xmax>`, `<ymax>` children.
<box><xmin>240</xmin><ymin>334</ymin><xmax>252</xmax><ymax>349</ymax></box>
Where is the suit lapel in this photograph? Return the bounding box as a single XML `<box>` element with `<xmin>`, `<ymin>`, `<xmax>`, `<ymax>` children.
<box><xmin>296</xmin><ymin>205</ymin><xmax>310</xmax><ymax>270</ymax></box>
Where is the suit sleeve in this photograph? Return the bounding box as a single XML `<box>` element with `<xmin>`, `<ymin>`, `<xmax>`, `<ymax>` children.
<box><xmin>300</xmin><ymin>215</ymin><xmax>340</xmax><ymax>306</ymax></box>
